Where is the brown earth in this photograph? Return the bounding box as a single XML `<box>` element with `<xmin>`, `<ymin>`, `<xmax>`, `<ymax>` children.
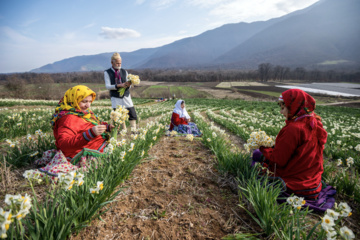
<box><xmin>71</xmin><ymin>136</ymin><xmax>259</xmax><ymax>240</ymax></box>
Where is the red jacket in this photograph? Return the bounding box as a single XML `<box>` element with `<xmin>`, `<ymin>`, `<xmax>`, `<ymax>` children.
<box><xmin>53</xmin><ymin>115</ymin><xmax>107</xmax><ymax>159</ymax></box>
<box><xmin>169</xmin><ymin>112</ymin><xmax>188</xmax><ymax>130</ymax></box>
<box><xmin>260</xmin><ymin>116</ymin><xmax>327</xmax><ymax>198</ymax></box>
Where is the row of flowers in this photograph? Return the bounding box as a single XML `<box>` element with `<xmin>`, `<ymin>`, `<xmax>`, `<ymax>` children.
<box><xmin>192</xmin><ymin>110</ymin><xmax>357</xmax><ymax>239</ymax></box>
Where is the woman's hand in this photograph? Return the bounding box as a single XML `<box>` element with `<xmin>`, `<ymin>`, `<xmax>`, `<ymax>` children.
<box><xmin>92</xmin><ymin>125</ymin><xmax>107</xmax><ymax>136</ymax></box>
<box><xmin>109</xmin><ymin>124</ymin><xmax>115</xmax><ymax>131</ymax></box>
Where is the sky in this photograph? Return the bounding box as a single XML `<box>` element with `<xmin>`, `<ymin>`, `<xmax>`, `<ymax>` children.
<box><xmin>0</xmin><ymin>0</ymin><xmax>320</xmax><ymax>73</ymax></box>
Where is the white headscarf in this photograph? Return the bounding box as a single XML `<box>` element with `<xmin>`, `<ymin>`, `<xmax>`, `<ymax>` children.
<box><xmin>173</xmin><ymin>99</ymin><xmax>190</xmax><ymax>119</ymax></box>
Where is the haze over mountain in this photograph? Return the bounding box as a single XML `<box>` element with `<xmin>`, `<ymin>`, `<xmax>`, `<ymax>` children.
<box><xmin>31</xmin><ymin>0</ymin><xmax>360</xmax><ymax>73</ymax></box>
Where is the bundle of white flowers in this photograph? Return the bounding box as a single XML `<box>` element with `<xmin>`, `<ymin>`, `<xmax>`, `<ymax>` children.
<box><xmin>355</xmin><ymin>144</ymin><xmax>360</xmax><ymax>151</ymax></box>
<box><xmin>23</xmin><ymin>170</ymin><xmax>43</xmax><ymax>183</ymax></box>
<box><xmin>286</xmin><ymin>196</ymin><xmax>306</xmax><ymax>210</ymax></box>
<box><xmin>110</xmin><ymin>106</ymin><xmax>129</xmax><ymax>139</ymax></box>
<box><xmin>186</xmin><ymin>134</ymin><xmax>194</xmax><ymax>142</ymax></box>
<box><xmin>1</xmin><ymin>193</ymin><xmax>32</xmax><ymax>234</ymax></box>
<box><xmin>0</xmin><ymin>208</ymin><xmax>12</xmax><ymax>239</ymax></box>
<box><xmin>104</xmin><ymin>143</ymin><xmax>114</xmax><ymax>154</ymax></box>
<box><xmin>170</xmin><ymin>130</ymin><xmax>178</xmax><ymax>137</ymax></box>
<box><xmin>320</xmin><ymin>202</ymin><xmax>354</xmax><ymax>240</ymax></box>
<box><xmin>118</xmin><ymin>74</ymin><xmax>140</xmax><ymax>97</ymax></box>
<box><xmin>57</xmin><ymin>171</ymin><xmax>84</xmax><ymax>190</ymax></box>
<box><xmin>244</xmin><ymin>130</ymin><xmax>275</xmax><ymax>153</ymax></box>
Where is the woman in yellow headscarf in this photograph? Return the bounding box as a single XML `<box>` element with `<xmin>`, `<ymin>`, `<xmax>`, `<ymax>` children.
<box><xmin>51</xmin><ymin>85</ymin><xmax>113</xmax><ymax>163</ymax></box>
<box><xmin>29</xmin><ymin>85</ymin><xmax>114</xmax><ymax>180</ymax></box>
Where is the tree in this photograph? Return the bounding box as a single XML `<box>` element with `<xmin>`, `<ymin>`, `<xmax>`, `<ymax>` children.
<box><xmin>258</xmin><ymin>63</ymin><xmax>272</xmax><ymax>82</ymax></box>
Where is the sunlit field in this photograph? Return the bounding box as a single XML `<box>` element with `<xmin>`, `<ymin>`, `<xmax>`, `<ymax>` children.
<box><xmin>1</xmin><ymin>98</ymin><xmax>359</xmax><ymax>239</ymax></box>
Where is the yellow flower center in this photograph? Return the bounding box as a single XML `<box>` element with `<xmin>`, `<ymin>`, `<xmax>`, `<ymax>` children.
<box><xmin>325</xmin><ymin>219</ymin><xmax>330</xmax><ymax>224</ymax></box>
<box><xmin>8</xmin><ymin>214</ymin><xmax>12</xmax><ymax>220</ymax></box>
<box><xmin>16</xmin><ymin>214</ymin><xmax>22</xmax><ymax>219</ymax></box>
<box><xmin>301</xmin><ymin>200</ymin><xmax>306</xmax><ymax>205</ymax></box>
<box><xmin>348</xmin><ymin>212</ymin><xmax>352</xmax><ymax>217</ymax></box>
<box><xmin>91</xmin><ymin>190</ymin><xmax>95</xmax><ymax>194</ymax></box>
<box><xmin>5</xmin><ymin>224</ymin><xmax>10</xmax><ymax>230</ymax></box>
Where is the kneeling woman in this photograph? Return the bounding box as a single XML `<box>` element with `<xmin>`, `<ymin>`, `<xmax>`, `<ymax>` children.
<box><xmin>258</xmin><ymin>89</ymin><xmax>327</xmax><ymax>199</ymax></box>
<box><xmin>169</xmin><ymin>100</ymin><xmax>201</xmax><ymax>136</ymax></box>
<box><xmin>35</xmin><ymin>85</ymin><xmax>113</xmax><ymax>178</ymax></box>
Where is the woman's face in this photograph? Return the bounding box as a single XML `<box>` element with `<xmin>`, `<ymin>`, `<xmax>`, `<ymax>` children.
<box><xmin>79</xmin><ymin>95</ymin><xmax>93</xmax><ymax>111</ymax></box>
<box><xmin>112</xmin><ymin>58</ymin><xmax>122</xmax><ymax>70</ymax></box>
<box><xmin>280</xmin><ymin>103</ymin><xmax>289</xmax><ymax>118</ymax></box>
<box><xmin>181</xmin><ymin>102</ymin><xmax>185</xmax><ymax>109</ymax></box>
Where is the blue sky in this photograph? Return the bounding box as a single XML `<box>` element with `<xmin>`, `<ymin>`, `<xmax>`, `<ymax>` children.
<box><xmin>0</xmin><ymin>0</ymin><xmax>319</xmax><ymax>73</ymax></box>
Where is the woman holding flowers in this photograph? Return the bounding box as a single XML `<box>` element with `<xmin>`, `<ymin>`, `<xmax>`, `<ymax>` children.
<box><xmin>104</xmin><ymin>52</ymin><xmax>138</xmax><ymax>133</ymax></box>
<box><xmin>169</xmin><ymin>100</ymin><xmax>201</xmax><ymax>136</ymax></box>
<box><xmin>31</xmin><ymin>85</ymin><xmax>113</xmax><ymax>179</ymax></box>
<box><xmin>51</xmin><ymin>85</ymin><xmax>113</xmax><ymax>161</ymax></box>
<box><xmin>258</xmin><ymin>89</ymin><xmax>328</xmax><ymax>199</ymax></box>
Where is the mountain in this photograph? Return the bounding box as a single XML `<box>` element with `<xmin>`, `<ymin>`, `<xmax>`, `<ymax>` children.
<box><xmin>211</xmin><ymin>0</ymin><xmax>360</xmax><ymax>69</ymax></box>
<box><xmin>31</xmin><ymin>0</ymin><xmax>360</xmax><ymax>73</ymax></box>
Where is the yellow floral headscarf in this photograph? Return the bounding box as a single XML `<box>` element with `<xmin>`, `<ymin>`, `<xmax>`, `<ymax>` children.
<box><xmin>51</xmin><ymin>85</ymin><xmax>101</xmax><ymax>127</ymax></box>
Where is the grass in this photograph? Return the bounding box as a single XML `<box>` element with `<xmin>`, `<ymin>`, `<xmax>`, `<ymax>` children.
<box><xmin>238</xmin><ymin>89</ymin><xmax>281</xmax><ymax>97</ymax></box>
<box><xmin>140</xmin><ymin>85</ymin><xmax>210</xmax><ymax>98</ymax></box>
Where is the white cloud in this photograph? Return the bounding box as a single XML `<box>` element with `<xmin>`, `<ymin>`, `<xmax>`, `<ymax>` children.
<box><xmin>0</xmin><ymin>26</ymin><xmax>34</xmax><ymax>43</ymax></box>
<box><xmin>20</xmin><ymin>18</ymin><xmax>40</xmax><ymax>27</ymax></box>
<box><xmin>152</xmin><ymin>0</ymin><xmax>177</xmax><ymax>9</ymax></box>
<box><xmin>187</xmin><ymin>0</ymin><xmax>320</xmax><ymax>23</ymax></box>
<box><xmin>135</xmin><ymin>0</ymin><xmax>146</xmax><ymax>5</ymax></box>
<box><xmin>99</xmin><ymin>27</ymin><xmax>141</xmax><ymax>39</ymax></box>
<box><xmin>83</xmin><ymin>23</ymin><xmax>95</xmax><ymax>29</ymax></box>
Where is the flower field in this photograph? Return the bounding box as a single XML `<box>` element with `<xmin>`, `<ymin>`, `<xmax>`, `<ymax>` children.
<box><xmin>1</xmin><ymin>98</ymin><xmax>359</xmax><ymax>239</ymax></box>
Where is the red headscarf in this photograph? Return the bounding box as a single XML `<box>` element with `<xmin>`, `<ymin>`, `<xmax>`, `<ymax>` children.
<box><xmin>281</xmin><ymin>89</ymin><xmax>327</xmax><ymax>146</ymax></box>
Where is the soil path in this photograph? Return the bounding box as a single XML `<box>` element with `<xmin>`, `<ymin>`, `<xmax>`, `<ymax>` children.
<box><xmin>71</xmin><ymin>136</ymin><xmax>256</xmax><ymax>240</ymax></box>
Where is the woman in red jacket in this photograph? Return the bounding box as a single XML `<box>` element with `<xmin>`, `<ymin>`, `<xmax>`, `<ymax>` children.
<box><xmin>258</xmin><ymin>89</ymin><xmax>328</xmax><ymax>199</ymax></box>
<box><xmin>51</xmin><ymin>85</ymin><xmax>113</xmax><ymax>163</ymax></box>
<box><xmin>33</xmin><ymin>85</ymin><xmax>113</xmax><ymax>179</ymax></box>
<box><xmin>169</xmin><ymin>100</ymin><xmax>201</xmax><ymax>136</ymax></box>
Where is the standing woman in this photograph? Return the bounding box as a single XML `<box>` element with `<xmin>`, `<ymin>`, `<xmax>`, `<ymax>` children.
<box><xmin>104</xmin><ymin>52</ymin><xmax>138</xmax><ymax>133</ymax></box>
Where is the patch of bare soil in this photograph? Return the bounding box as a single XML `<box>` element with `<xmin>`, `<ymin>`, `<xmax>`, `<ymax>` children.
<box><xmin>71</xmin><ymin>136</ymin><xmax>258</xmax><ymax>240</ymax></box>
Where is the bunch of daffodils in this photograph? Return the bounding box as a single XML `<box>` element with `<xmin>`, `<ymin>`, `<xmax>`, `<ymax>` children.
<box><xmin>128</xmin><ymin>74</ymin><xmax>140</xmax><ymax>85</ymax></box>
<box><xmin>321</xmin><ymin>202</ymin><xmax>354</xmax><ymax>240</ymax></box>
<box><xmin>0</xmin><ymin>208</ymin><xmax>12</xmax><ymax>239</ymax></box>
<box><xmin>1</xmin><ymin>193</ymin><xmax>32</xmax><ymax>237</ymax></box>
<box><xmin>118</xmin><ymin>74</ymin><xmax>140</xmax><ymax>97</ymax></box>
<box><xmin>186</xmin><ymin>134</ymin><xmax>194</xmax><ymax>142</ymax></box>
<box><xmin>337</xmin><ymin>157</ymin><xmax>354</xmax><ymax>167</ymax></box>
<box><xmin>23</xmin><ymin>170</ymin><xmax>44</xmax><ymax>184</ymax></box>
<box><xmin>57</xmin><ymin>171</ymin><xmax>84</xmax><ymax>190</ymax></box>
<box><xmin>286</xmin><ymin>195</ymin><xmax>306</xmax><ymax>210</ymax></box>
<box><xmin>170</xmin><ymin>130</ymin><xmax>177</xmax><ymax>137</ymax></box>
<box><xmin>244</xmin><ymin>130</ymin><xmax>275</xmax><ymax>153</ymax></box>
<box><xmin>110</xmin><ymin>106</ymin><xmax>129</xmax><ymax>138</ymax></box>
<box><xmin>355</xmin><ymin>144</ymin><xmax>360</xmax><ymax>151</ymax></box>
<box><xmin>90</xmin><ymin>181</ymin><xmax>104</xmax><ymax>194</ymax></box>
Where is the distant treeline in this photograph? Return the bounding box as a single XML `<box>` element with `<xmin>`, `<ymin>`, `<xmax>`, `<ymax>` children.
<box><xmin>1</xmin><ymin>64</ymin><xmax>359</xmax><ymax>85</ymax></box>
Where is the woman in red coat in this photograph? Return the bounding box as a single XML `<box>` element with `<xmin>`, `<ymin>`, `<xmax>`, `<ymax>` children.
<box><xmin>51</xmin><ymin>85</ymin><xmax>113</xmax><ymax>163</ymax></box>
<box><xmin>169</xmin><ymin>100</ymin><xmax>201</xmax><ymax>136</ymax></box>
<box><xmin>259</xmin><ymin>89</ymin><xmax>327</xmax><ymax>199</ymax></box>
<box><xmin>31</xmin><ymin>86</ymin><xmax>113</xmax><ymax>179</ymax></box>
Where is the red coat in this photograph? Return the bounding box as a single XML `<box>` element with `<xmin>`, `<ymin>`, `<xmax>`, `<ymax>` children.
<box><xmin>53</xmin><ymin>115</ymin><xmax>107</xmax><ymax>159</ymax></box>
<box><xmin>260</xmin><ymin>116</ymin><xmax>327</xmax><ymax>198</ymax></box>
<box><xmin>169</xmin><ymin>112</ymin><xmax>188</xmax><ymax>130</ymax></box>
